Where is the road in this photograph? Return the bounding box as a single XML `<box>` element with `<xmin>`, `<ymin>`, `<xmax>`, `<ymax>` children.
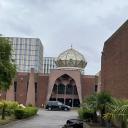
<box><xmin>0</xmin><ymin>109</ymin><xmax>78</xmax><ymax>128</ymax></box>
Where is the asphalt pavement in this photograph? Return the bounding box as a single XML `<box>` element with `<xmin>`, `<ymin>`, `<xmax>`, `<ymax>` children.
<box><xmin>0</xmin><ymin>109</ymin><xmax>78</xmax><ymax>128</ymax></box>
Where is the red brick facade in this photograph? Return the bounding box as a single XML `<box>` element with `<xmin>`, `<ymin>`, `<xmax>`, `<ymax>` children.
<box><xmin>101</xmin><ymin>20</ymin><xmax>128</xmax><ymax>99</ymax></box>
<box><xmin>81</xmin><ymin>75</ymin><xmax>96</xmax><ymax>99</ymax></box>
<box><xmin>0</xmin><ymin>69</ymin><xmax>97</xmax><ymax>107</ymax></box>
<box><xmin>16</xmin><ymin>73</ymin><xmax>29</xmax><ymax>105</ymax></box>
<box><xmin>37</xmin><ymin>74</ymin><xmax>49</xmax><ymax>107</ymax></box>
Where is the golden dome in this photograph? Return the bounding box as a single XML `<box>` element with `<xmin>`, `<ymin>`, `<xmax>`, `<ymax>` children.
<box><xmin>55</xmin><ymin>48</ymin><xmax>87</xmax><ymax>69</ymax></box>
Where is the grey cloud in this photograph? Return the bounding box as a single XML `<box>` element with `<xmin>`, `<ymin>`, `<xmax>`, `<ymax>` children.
<box><xmin>0</xmin><ymin>0</ymin><xmax>128</xmax><ymax>74</ymax></box>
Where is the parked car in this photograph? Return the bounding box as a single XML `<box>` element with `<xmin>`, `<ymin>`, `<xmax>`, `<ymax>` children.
<box><xmin>45</xmin><ymin>101</ymin><xmax>71</xmax><ymax>111</ymax></box>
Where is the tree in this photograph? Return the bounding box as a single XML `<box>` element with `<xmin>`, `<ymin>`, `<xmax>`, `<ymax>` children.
<box><xmin>83</xmin><ymin>93</ymin><xmax>98</xmax><ymax>122</ymax></box>
<box><xmin>81</xmin><ymin>92</ymin><xmax>112</xmax><ymax>126</ymax></box>
<box><xmin>96</xmin><ymin>91</ymin><xmax>112</xmax><ymax>126</ymax></box>
<box><xmin>104</xmin><ymin>99</ymin><xmax>128</xmax><ymax>128</ymax></box>
<box><xmin>0</xmin><ymin>37</ymin><xmax>16</xmax><ymax>91</ymax></box>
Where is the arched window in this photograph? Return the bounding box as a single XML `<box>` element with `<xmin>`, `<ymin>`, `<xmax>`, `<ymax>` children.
<box><xmin>73</xmin><ymin>85</ymin><xmax>78</xmax><ymax>95</ymax></box>
<box><xmin>66</xmin><ymin>84</ymin><xmax>73</xmax><ymax>94</ymax></box>
<box><xmin>58</xmin><ymin>84</ymin><xmax>65</xmax><ymax>94</ymax></box>
<box><xmin>53</xmin><ymin>84</ymin><xmax>57</xmax><ymax>94</ymax></box>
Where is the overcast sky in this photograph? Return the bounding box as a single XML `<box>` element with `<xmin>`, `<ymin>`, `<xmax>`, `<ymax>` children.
<box><xmin>0</xmin><ymin>0</ymin><xmax>128</xmax><ymax>74</ymax></box>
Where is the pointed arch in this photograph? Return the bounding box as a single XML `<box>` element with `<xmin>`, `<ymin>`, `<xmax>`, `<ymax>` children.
<box><xmin>47</xmin><ymin>70</ymin><xmax>82</xmax><ymax>106</ymax></box>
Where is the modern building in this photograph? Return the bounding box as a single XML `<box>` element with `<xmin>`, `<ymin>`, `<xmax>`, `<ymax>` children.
<box><xmin>43</xmin><ymin>57</ymin><xmax>56</xmax><ymax>74</ymax></box>
<box><xmin>7</xmin><ymin>37</ymin><xmax>43</xmax><ymax>73</ymax></box>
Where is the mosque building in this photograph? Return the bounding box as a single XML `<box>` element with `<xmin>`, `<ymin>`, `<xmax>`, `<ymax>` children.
<box><xmin>0</xmin><ymin>46</ymin><xmax>97</xmax><ymax>107</ymax></box>
<box><xmin>1</xmin><ymin>20</ymin><xmax>128</xmax><ymax>107</ymax></box>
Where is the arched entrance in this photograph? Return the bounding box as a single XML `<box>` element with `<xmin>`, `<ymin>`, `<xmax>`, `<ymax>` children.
<box><xmin>49</xmin><ymin>74</ymin><xmax>80</xmax><ymax>107</ymax></box>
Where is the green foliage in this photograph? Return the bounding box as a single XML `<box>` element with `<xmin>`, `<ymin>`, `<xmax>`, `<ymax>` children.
<box><xmin>83</xmin><ymin>93</ymin><xmax>97</xmax><ymax>112</ymax></box>
<box><xmin>0</xmin><ymin>100</ymin><xmax>18</xmax><ymax>119</ymax></box>
<box><xmin>96</xmin><ymin>92</ymin><xmax>113</xmax><ymax>126</ymax></box>
<box><xmin>0</xmin><ymin>100</ymin><xmax>9</xmax><ymax>119</ymax></box>
<box><xmin>0</xmin><ymin>101</ymin><xmax>38</xmax><ymax>121</ymax></box>
<box><xmin>96</xmin><ymin>91</ymin><xmax>112</xmax><ymax>111</ymax></box>
<box><xmin>0</xmin><ymin>37</ymin><xmax>16</xmax><ymax>91</ymax></box>
<box><xmin>79</xmin><ymin>92</ymin><xmax>112</xmax><ymax>126</ymax></box>
<box><xmin>104</xmin><ymin>99</ymin><xmax>128</xmax><ymax>128</ymax></box>
<box><xmin>14</xmin><ymin>107</ymin><xmax>38</xmax><ymax>119</ymax></box>
<box><xmin>0</xmin><ymin>37</ymin><xmax>12</xmax><ymax>61</ymax></box>
<box><xmin>80</xmin><ymin>92</ymin><xmax>128</xmax><ymax>128</ymax></box>
<box><xmin>27</xmin><ymin>104</ymin><xmax>33</xmax><ymax>107</ymax></box>
<box><xmin>7</xmin><ymin>101</ymin><xmax>18</xmax><ymax>110</ymax></box>
<box><xmin>78</xmin><ymin>108</ymin><xmax>93</xmax><ymax>120</ymax></box>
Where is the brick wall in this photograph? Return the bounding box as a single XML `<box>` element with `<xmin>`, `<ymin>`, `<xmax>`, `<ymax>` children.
<box><xmin>81</xmin><ymin>75</ymin><xmax>96</xmax><ymax>100</ymax></box>
<box><xmin>101</xmin><ymin>20</ymin><xmax>128</xmax><ymax>99</ymax></box>
<box><xmin>36</xmin><ymin>74</ymin><xmax>49</xmax><ymax>107</ymax></box>
<box><xmin>16</xmin><ymin>72</ymin><xmax>29</xmax><ymax>105</ymax></box>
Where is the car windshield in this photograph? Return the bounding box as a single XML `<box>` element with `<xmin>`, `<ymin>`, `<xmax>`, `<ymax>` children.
<box><xmin>58</xmin><ymin>102</ymin><xmax>62</xmax><ymax>105</ymax></box>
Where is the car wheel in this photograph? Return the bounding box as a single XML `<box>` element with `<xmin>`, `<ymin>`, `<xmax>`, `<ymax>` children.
<box><xmin>48</xmin><ymin>107</ymin><xmax>52</xmax><ymax>111</ymax></box>
<box><xmin>64</xmin><ymin>108</ymin><xmax>68</xmax><ymax>111</ymax></box>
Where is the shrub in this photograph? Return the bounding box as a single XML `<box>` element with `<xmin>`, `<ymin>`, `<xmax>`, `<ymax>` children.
<box><xmin>0</xmin><ymin>100</ymin><xmax>18</xmax><ymax>119</ymax></box>
<box><xmin>14</xmin><ymin>107</ymin><xmax>38</xmax><ymax>119</ymax></box>
<box><xmin>27</xmin><ymin>104</ymin><xmax>33</xmax><ymax>107</ymax></box>
<box><xmin>78</xmin><ymin>108</ymin><xmax>93</xmax><ymax>121</ymax></box>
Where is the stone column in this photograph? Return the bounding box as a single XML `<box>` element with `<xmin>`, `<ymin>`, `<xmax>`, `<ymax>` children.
<box><xmin>26</xmin><ymin>68</ymin><xmax>35</xmax><ymax>106</ymax></box>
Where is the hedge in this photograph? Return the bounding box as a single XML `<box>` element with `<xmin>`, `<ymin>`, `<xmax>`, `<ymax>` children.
<box><xmin>78</xmin><ymin>108</ymin><xmax>94</xmax><ymax>120</ymax></box>
<box><xmin>14</xmin><ymin>107</ymin><xmax>38</xmax><ymax>119</ymax></box>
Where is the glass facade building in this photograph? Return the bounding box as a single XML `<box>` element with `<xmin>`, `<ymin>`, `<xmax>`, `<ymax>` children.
<box><xmin>43</xmin><ymin>57</ymin><xmax>56</xmax><ymax>74</ymax></box>
<box><xmin>7</xmin><ymin>37</ymin><xmax>43</xmax><ymax>73</ymax></box>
